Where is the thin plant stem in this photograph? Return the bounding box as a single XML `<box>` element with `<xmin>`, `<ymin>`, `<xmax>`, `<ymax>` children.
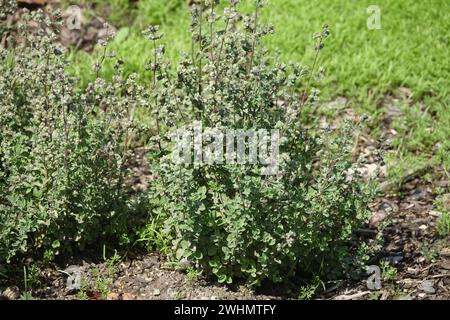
<box><xmin>153</xmin><ymin>39</ymin><xmax>162</xmax><ymax>152</ymax></box>
<box><xmin>247</xmin><ymin>1</ymin><xmax>259</xmax><ymax>76</ymax></box>
<box><xmin>198</xmin><ymin>2</ymin><xmax>203</xmax><ymax>96</ymax></box>
<box><xmin>300</xmin><ymin>38</ymin><xmax>323</xmax><ymax>112</ymax></box>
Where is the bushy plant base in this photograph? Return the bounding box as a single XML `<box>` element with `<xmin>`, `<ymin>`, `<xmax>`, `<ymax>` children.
<box><xmin>152</xmin><ymin>143</ymin><xmax>376</xmax><ymax>285</ymax></box>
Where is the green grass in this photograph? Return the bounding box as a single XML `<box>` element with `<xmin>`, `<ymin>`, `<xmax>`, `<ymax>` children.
<box><xmin>66</xmin><ymin>0</ymin><xmax>190</xmax><ymax>87</ymax></box>
<box><xmin>67</xmin><ymin>0</ymin><xmax>449</xmax><ymax>183</ymax></box>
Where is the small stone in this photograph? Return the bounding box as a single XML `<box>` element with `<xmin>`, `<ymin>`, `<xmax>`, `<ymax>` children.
<box><xmin>153</xmin><ymin>289</ymin><xmax>161</xmax><ymax>296</ymax></box>
<box><xmin>369</xmin><ymin>212</ymin><xmax>387</xmax><ymax>228</ymax></box>
<box><xmin>2</xmin><ymin>286</ymin><xmax>20</xmax><ymax>300</ymax></box>
<box><xmin>418</xmin><ymin>280</ymin><xmax>435</xmax><ymax>294</ymax></box>
<box><xmin>179</xmin><ymin>258</ymin><xmax>192</xmax><ymax>271</ymax></box>
<box><xmin>432</xmin><ymin>143</ymin><xmax>442</xmax><ymax>153</ymax></box>
<box><xmin>389</xmin><ymin>254</ymin><xmax>404</xmax><ymax>265</ymax></box>
<box><xmin>395</xmin><ymin>294</ymin><xmax>413</xmax><ymax>300</ymax></box>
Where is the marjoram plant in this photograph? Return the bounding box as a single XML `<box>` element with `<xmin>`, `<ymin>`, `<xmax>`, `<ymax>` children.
<box><xmin>0</xmin><ymin>6</ymin><xmax>144</xmax><ymax>262</ymax></box>
<box><xmin>146</xmin><ymin>0</ymin><xmax>378</xmax><ymax>285</ymax></box>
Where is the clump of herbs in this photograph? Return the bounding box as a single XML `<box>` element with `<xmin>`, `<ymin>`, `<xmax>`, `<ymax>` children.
<box><xmin>0</xmin><ymin>7</ymin><xmax>145</xmax><ymax>262</ymax></box>
<box><xmin>146</xmin><ymin>0</ymin><xmax>378</xmax><ymax>285</ymax></box>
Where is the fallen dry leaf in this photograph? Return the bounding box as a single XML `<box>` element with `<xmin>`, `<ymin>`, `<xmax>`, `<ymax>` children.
<box><xmin>440</xmin><ymin>248</ymin><xmax>450</xmax><ymax>257</ymax></box>
<box><xmin>439</xmin><ymin>260</ymin><xmax>450</xmax><ymax>270</ymax></box>
<box><xmin>122</xmin><ymin>292</ymin><xmax>135</xmax><ymax>300</ymax></box>
<box><xmin>334</xmin><ymin>291</ymin><xmax>370</xmax><ymax>300</ymax></box>
<box><xmin>86</xmin><ymin>290</ymin><xmax>102</xmax><ymax>300</ymax></box>
<box><xmin>107</xmin><ymin>292</ymin><xmax>120</xmax><ymax>300</ymax></box>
